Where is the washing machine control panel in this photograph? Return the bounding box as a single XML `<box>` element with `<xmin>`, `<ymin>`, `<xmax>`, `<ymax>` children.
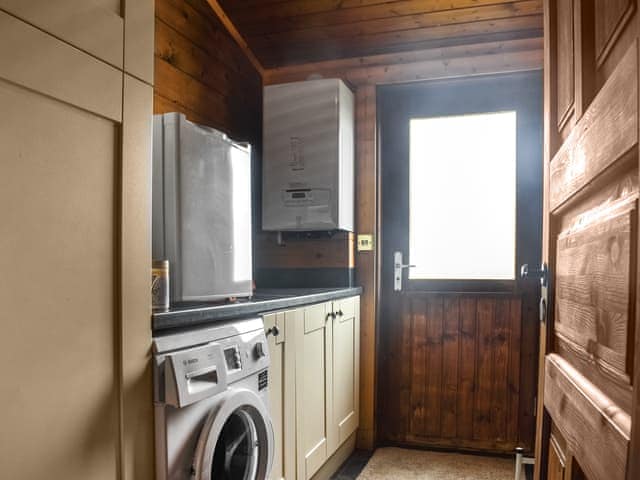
<box><xmin>223</xmin><ymin>345</ymin><xmax>243</xmax><ymax>371</ymax></box>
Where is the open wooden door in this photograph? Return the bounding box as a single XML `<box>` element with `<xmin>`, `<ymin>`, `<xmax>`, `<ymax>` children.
<box><xmin>536</xmin><ymin>1</ymin><xmax>640</xmax><ymax>479</ymax></box>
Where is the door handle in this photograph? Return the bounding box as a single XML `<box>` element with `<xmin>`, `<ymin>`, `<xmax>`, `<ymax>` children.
<box><xmin>394</xmin><ymin>251</ymin><xmax>415</xmax><ymax>291</ymax></box>
<box><xmin>520</xmin><ymin>263</ymin><xmax>548</xmax><ymax>287</ymax></box>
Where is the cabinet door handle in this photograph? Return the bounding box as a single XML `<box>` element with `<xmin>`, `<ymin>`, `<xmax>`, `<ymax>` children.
<box><xmin>266</xmin><ymin>326</ymin><xmax>280</xmax><ymax>337</ymax></box>
<box><xmin>337</xmin><ymin>310</ymin><xmax>344</xmax><ymax>316</ymax></box>
<box><xmin>327</xmin><ymin>312</ymin><xmax>337</xmax><ymax>321</ymax></box>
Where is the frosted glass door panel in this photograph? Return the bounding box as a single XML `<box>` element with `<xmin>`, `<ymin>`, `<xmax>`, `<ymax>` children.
<box><xmin>409</xmin><ymin>111</ymin><xmax>517</xmax><ymax>280</ymax></box>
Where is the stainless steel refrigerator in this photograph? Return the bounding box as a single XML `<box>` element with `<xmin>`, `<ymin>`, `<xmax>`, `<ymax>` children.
<box><xmin>152</xmin><ymin>113</ymin><xmax>252</xmax><ymax>303</ymax></box>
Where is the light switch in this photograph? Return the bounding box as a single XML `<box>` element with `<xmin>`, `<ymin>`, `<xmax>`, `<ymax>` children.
<box><xmin>357</xmin><ymin>234</ymin><xmax>374</xmax><ymax>251</ymax></box>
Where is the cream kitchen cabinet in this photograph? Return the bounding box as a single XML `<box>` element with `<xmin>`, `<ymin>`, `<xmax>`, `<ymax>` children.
<box><xmin>0</xmin><ymin>0</ymin><xmax>153</xmax><ymax>83</ymax></box>
<box><xmin>264</xmin><ymin>309</ymin><xmax>299</xmax><ymax>480</ymax></box>
<box><xmin>329</xmin><ymin>296</ymin><xmax>360</xmax><ymax>450</ymax></box>
<box><xmin>0</xmin><ymin>5</ymin><xmax>153</xmax><ymax>480</ymax></box>
<box><xmin>265</xmin><ymin>295</ymin><xmax>360</xmax><ymax>480</ymax></box>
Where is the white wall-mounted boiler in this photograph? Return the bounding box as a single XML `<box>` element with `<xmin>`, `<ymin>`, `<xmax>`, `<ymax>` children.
<box><xmin>262</xmin><ymin>78</ymin><xmax>354</xmax><ymax>232</ymax></box>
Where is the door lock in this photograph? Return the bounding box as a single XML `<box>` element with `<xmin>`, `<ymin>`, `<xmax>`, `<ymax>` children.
<box><xmin>520</xmin><ymin>263</ymin><xmax>548</xmax><ymax>287</ymax></box>
<box><xmin>394</xmin><ymin>251</ymin><xmax>415</xmax><ymax>291</ymax></box>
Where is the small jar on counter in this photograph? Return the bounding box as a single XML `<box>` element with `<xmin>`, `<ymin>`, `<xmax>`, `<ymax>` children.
<box><xmin>152</xmin><ymin>260</ymin><xmax>170</xmax><ymax>310</ymax></box>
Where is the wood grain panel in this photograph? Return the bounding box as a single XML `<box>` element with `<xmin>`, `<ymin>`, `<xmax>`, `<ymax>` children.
<box><xmin>409</xmin><ymin>298</ymin><xmax>428</xmax><ymax>437</ymax></box>
<box><xmin>549</xmin><ymin>42</ymin><xmax>638</xmax><ymax>212</ymax></box>
<box><xmin>227</xmin><ymin>0</ymin><xmax>532</xmax><ymax>29</ymax></box>
<box><xmin>555</xmin><ymin>200</ymin><xmax>636</xmax><ymax>381</ymax></box>
<box><xmin>441</xmin><ymin>298</ymin><xmax>460</xmax><ymax>439</ymax></box>
<box><xmin>154</xmin><ymin>0</ymin><xmax>261</xmax><ymax>142</ymax></box>
<box><xmin>594</xmin><ymin>0</ymin><xmax>635</xmax><ymax>65</ymax></box>
<box><xmin>218</xmin><ymin>0</ymin><xmax>542</xmax><ymax>67</ymax></box>
<box><xmin>256</xmin><ymin>15</ymin><xmax>542</xmax><ymax>66</ymax></box>
<box><xmin>245</xmin><ymin>1</ymin><xmax>542</xmax><ymax>43</ymax></box>
<box><xmin>390</xmin><ymin>294</ymin><xmax>530</xmax><ymax>452</ymax></box>
<box><xmin>544</xmin><ymin>354</ymin><xmax>630</xmax><ymax>480</ymax></box>
<box><xmin>354</xmin><ymin>84</ymin><xmax>378</xmax><ymax>450</ymax></box>
<box><xmin>555</xmin><ymin>0</ymin><xmax>574</xmax><ymax>128</ymax></box>
<box><xmin>255</xmin><ymin>232</ymin><xmax>354</xmax><ymax>269</ymax></box>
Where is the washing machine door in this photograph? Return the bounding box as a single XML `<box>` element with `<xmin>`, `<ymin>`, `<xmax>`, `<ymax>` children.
<box><xmin>193</xmin><ymin>388</ymin><xmax>274</xmax><ymax>480</ymax></box>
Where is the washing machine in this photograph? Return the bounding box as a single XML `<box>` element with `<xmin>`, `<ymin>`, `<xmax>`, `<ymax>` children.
<box><xmin>153</xmin><ymin>317</ymin><xmax>274</xmax><ymax>480</ymax></box>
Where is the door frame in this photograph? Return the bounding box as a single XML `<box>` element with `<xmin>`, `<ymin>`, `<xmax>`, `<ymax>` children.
<box><xmin>374</xmin><ymin>71</ymin><xmax>544</xmax><ymax>452</ymax></box>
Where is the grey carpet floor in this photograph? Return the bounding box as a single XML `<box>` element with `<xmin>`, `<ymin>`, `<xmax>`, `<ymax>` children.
<box><xmin>357</xmin><ymin>447</ymin><xmax>514</xmax><ymax>479</ymax></box>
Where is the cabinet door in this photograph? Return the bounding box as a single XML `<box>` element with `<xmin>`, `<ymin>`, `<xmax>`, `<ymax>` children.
<box><xmin>0</xmin><ymin>10</ymin><xmax>153</xmax><ymax>480</ymax></box>
<box><xmin>296</xmin><ymin>302</ymin><xmax>333</xmax><ymax>480</ymax></box>
<box><xmin>0</xmin><ymin>0</ymin><xmax>153</xmax><ymax>83</ymax></box>
<box><xmin>329</xmin><ymin>296</ymin><xmax>360</xmax><ymax>453</ymax></box>
<box><xmin>265</xmin><ymin>310</ymin><xmax>297</xmax><ymax>480</ymax></box>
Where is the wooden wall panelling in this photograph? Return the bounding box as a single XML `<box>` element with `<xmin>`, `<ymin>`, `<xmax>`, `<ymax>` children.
<box><xmin>264</xmin><ymin>38</ymin><xmax>543</xmax><ymax>87</ymax></box>
<box><xmin>218</xmin><ymin>0</ymin><xmax>543</xmax><ymax>67</ymax></box>
<box><xmin>202</xmin><ymin>0</ymin><xmax>264</xmax><ymax>75</ymax></box>
<box><xmin>264</xmin><ymin>37</ymin><xmax>542</xmax><ymax>85</ymax></box>
<box><xmin>226</xmin><ymin>0</ymin><xmax>540</xmax><ymax>33</ymax></box>
<box><xmin>154</xmin><ymin>0</ymin><xmax>261</xmax><ymax>142</ymax></box>
<box><xmin>245</xmin><ymin>2</ymin><xmax>543</xmax><ymax>46</ymax></box>
<box><xmin>255</xmin><ymin>233</ymin><xmax>354</xmax><ymax>270</ymax></box>
<box><xmin>355</xmin><ymin>84</ymin><xmax>378</xmax><ymax>450</ymax></box>
<box><xmin>257</xmin><ymin>18</ymin><xmax>542</xmax><ymax>69</ymax></box>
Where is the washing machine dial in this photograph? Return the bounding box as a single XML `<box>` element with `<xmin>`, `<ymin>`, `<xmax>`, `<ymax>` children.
<box><xmin>254</xmin><ymin>341</ymin><xmax>266</xmax><ymax>359</ymax></box>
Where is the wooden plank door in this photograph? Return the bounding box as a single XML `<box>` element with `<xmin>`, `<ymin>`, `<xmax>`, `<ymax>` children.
<box><xmin>536</xmin><ymin>1</ymin><xmax>640</xmax><ymax>479</ymax></box>
<box><xmin>377</xmin><ymin>72</ymin><xmax>542</xmax><ymax>453</ymax></box>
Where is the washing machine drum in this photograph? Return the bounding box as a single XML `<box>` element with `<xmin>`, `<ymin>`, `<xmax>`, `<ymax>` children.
<box><xmin>193</xmin><ymin>389</ymin><xmax>274</xmax><ymax>480</ymax></box>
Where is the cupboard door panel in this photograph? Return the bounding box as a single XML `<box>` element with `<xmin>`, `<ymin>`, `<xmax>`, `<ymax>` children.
<box><xmin>0</xmin><ymin>0</ymin><xmax>124</xmax><ymax>68</ymax></box>
<box><xmin>266</xmin><ymin>309</ymin><xmax>298</xmax><ymax>480</ymax></box>
<box><xmin>265</xmin><ymin>312</ymin><xmax>284</xmax><ymax>480</ymax></box>
<box><xmin>0</xmin><ymin>77</ymin><xmax>119</xmax><ymax>480</ymax></box>
<box><xmin>296</xmin><ymin>302</ymin><xmax>332</xmax><ymax>480</ymax></box>
<box><xmin>331</xmin><ymin>297</ymin><xmax>360</xmax><ymax>450</ymax></box>
<box><xmin>0</xmin><ymin>10</ymin><xmax>122</xmax><ymax>121</ymax></box>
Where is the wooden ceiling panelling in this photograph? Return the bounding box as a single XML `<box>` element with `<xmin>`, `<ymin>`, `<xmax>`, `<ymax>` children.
<box><xmin>217</xmin><ymin>0</ymin><xmax>544</xmax><ymax>67</ymax></box>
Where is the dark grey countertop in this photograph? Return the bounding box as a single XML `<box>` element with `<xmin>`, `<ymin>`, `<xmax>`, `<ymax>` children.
<box><xmin>152</xmin><ymin>287</ymin><xmax>363</xmax><ymax>332</ymax></box>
